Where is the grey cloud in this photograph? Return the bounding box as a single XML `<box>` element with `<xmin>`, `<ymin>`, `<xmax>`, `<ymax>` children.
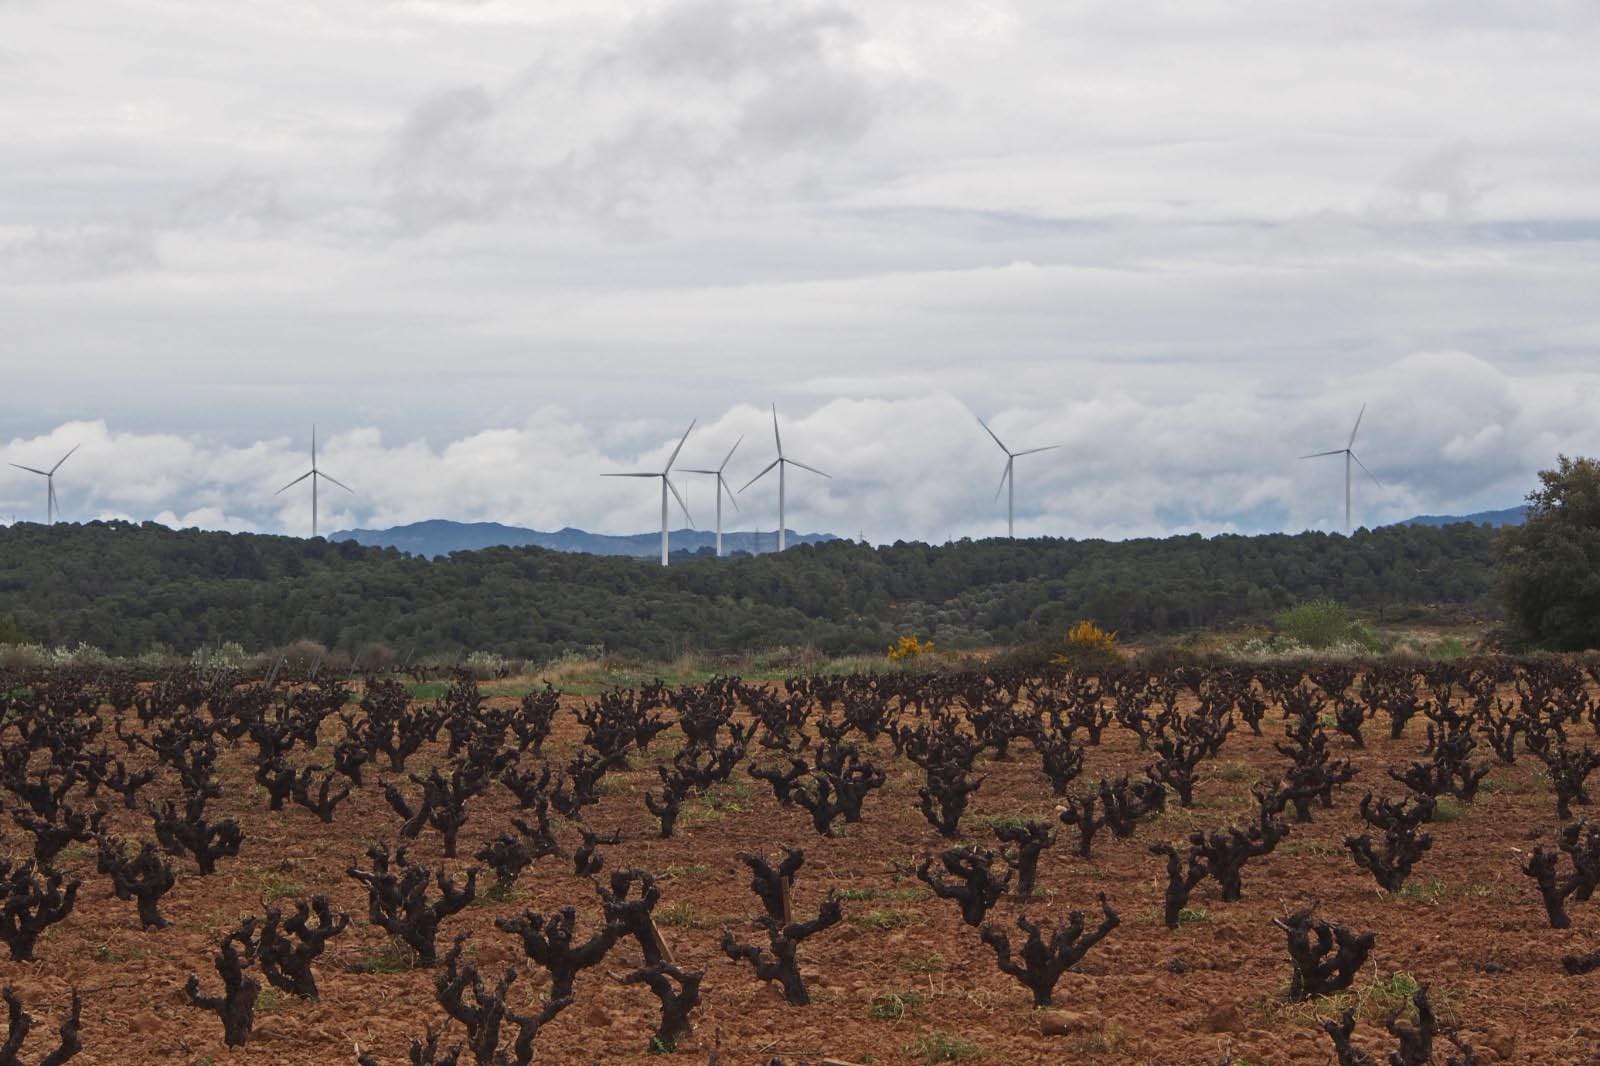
<box><xmin>379</xmin><ymin>0</ymin><xmax>910</xmax><ymax>230</ymax></box>
<box><xmin>735</xmin><ymin>67</ymin><xmax>880</xmax><ymax>150</ymax></box>
<box><xmin>1</xmin><ymin>0</ymin><xmax>1598</xmax><ymax>540</ymax></box>
<box><xmin>1370</xmin><ymin>143</ymin><xmax>1482</xmax><ymax>222</ymax></box>
<box><xmin>170</xmin><ymin>173</ymin><xmax>289</xmax><ymax>230</ymax></box>
<box><xmin>0</xmin><ymin>225</ymin><xmax>157</xmax><ymax>283</ymax></box>
<box><xmin>389</xmin><ymin>86</ymin><xmax>495</xmax><ymax>167</ymax></box>
<box><xmin>615</xmin><ymin>0</ymin><xmax>858</xmax><ymax>80</ymax></box>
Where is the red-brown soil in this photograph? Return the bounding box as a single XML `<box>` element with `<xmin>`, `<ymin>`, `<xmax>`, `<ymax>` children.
<box><xmin>3</xmin><ymin>686</ymin><xmax>1599</xmax><ymax>1065</ymax></box>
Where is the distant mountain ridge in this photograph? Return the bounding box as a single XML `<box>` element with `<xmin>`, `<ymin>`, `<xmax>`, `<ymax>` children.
<box><xmin>1394</xmin><ymin>506</ymin><xmax>1526</xmax><ymax>529</ymax></box>
<box><xmin>329</xmin><ymin>519</ymin><xmax>837</xmax><ymax>559</ymax></box>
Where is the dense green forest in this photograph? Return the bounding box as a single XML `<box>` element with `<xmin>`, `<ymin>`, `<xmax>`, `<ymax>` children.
<box><xmin>0</xmin><ymin>520</ymin><xmax>1500</xmax><ymax>659</ymax></box>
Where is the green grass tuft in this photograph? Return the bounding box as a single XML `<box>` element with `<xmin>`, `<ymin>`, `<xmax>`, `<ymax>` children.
<box><xmin>256</xmin><ymin>870</ymin><xmax>305</xmax><ymax>901</ymax></box>
<box><xmin>1431</xmin><ymin>796</ymin><xmax>1464</xmax><ymax>823</ymax></box>
<box><xmin>853</xmin><ymin>909</ymin><xmax>920</xmax><ymax>931</ymax></box>
<box><xmin>967</xmin><ymin>812</ymin><xmax>1049</xmax><ymax>834</ymax></box>
<box><xmin>912</xmin><ymin>1032</ymin><xmax>984</xmax><ymax>1062</ymax></box>
<box><xmin>898</xmin><ymin>952</ymin><xmax>945</xmax><ymax>974</ymax></box>
<box><xmin>837</xmin><ymin>886</ymin><xmax>929</xmax><ymax>903</ymax></box>
<box><xmin>350</xmin><ymin>940</ymin><xmax>417</xmax><ymax>974</ymax></box>
<box><xmin>869</xmin><ymin>990</ymin><xmax>927</xmax><ymax>1021</ymax></box>
<box><xmin>656</xmin><ymin>901</ymin><xmax>710</xmax><ymax>929</ymax></box>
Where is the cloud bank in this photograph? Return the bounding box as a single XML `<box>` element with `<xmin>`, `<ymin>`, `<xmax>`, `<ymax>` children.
<box><xmin>2</xmin><ymin>352</ymin><xmax>1593</xmax><ymax>541</ymax></box>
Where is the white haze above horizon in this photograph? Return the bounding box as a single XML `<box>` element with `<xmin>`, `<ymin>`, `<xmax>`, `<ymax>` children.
<box><xmin>2</xmin><ymin>1</ymin><xmax>1598</xmax><ymax>541</ymax></box>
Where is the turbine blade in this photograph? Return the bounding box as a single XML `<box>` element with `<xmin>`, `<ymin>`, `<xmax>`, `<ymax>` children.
<box><xmin>663</xmin><ymin>419</ymin><xmax>696</xmax><ymax>474</ymax></box>
<box><xmin>1350</xmin><ymin>452</ymin><xmax>1382</xmax><ymax>487</ymax></box>
<box><xmin>680</xmin><ymin>469</ymin><xmax>719</xmax><ymax>475</ymax></box>
<box><xmin>976</xmin><ymin>415</ymin><xmax>1009</xmax><ymax>454</ymax></box>
<box><xmin>666</xmin><ymin>477</ymin><xmax>693</xmax><ymax>524</ymax></box>
<box><xmin>49</xmin><ymin>444</ymin><xmax>80</xmax><ymax>474</ymax></box>
<box><xmin>739</xmin><ymin>459</ymin><xmax>781</xmax><ymax>493</ymax></box>
<box><xmin>275</xmin><ymin>470</ymin><xmax>314</xmax><ymax>494</ymax></box>
<box><xmin>771</xmin><ymin>404</ymin><xmax>783</xmax><ymax>458</ymax></box>
<box><xmin>786</xmin><ymin>458</ymin><xmax>830</xmax><ymax>478</ymax></box>
<box><xmin>995</xmin><ymin>459</ymin><xmax>1011</xmax><ymax>501</ymax></box>
<box><xmin>603</xmin><ymin>472</ymin><xmax>660</xmax><ymax>478</ymax></box>
<box><xmin>318</xmin><ymin>471</ymin><xmax>354</xmax><ymax>494</ymax></box>
<box><xmin>1299</xmin><ymin>450</ymin><xmax>1344</xmax><ymax>459</ymax></box>
<box><xmin>720</xmin><ymin>435</ymin><xmax>743</xmax><ymax>472</ymax></box>
<box><xmin>9</xmin><ymin>464</ymin><xmax>49</xmax><ymax>476</ymax></box>
<box><xmin>1012</xmin><ymin>444</ymin><xmax>1061</xmax><ymax>457</ymax></box>
<box><xmin>1347</xmin><ymin>403</ymin><xmax>1366</xmax><ymax>449</ymax></box>
<box><xmin>720</xmin><ymin>474</ymin><xmax>740</xmax><ymax>512</ymax></box>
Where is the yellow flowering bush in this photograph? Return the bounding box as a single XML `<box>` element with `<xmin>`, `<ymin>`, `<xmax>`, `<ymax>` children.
<box><xmin>1051</xmin><ymin>621</ymin><xmax>1122</xmax><ymax>668</ymax></box>
<box><xmin>1066</xmin><ymin>621</ymin><xmax>1119</xmax><ymax>654</ymax></box>
<box><xmin>887</xmin><ymin>634</ymin><xmax>936</xmax><ymax>661</ymax></box>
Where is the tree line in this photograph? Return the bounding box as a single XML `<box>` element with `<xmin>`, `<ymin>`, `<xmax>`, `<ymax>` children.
<box><xmin>0</xmin><ymin>519</ymin><xmax>1502</xmax><ymax>660</ymax></box>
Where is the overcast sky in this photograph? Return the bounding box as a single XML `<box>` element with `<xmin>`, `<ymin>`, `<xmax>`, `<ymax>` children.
<box><xmin>3</xmin><ymin>1</ymin><xmax>1598</xmax><ymax>542</ymax></box>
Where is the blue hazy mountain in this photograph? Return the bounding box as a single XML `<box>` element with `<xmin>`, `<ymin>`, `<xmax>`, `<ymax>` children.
<box><xmin>1394</xmin><ymin>506</ymin><xmax>1526</xmax><ymax>528</ymax></box>
<box><xmin>329</xmin><ymin>519</ymin><xmax>836</xmax><ymax>559</ymax></box>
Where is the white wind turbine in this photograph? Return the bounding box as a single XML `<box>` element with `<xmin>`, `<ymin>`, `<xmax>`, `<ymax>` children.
<box><xmin>739</xmin><ymin>405</ymin><xmax>829</xmax><ymax>553</ymax></box>
<box><xmin>275</xmin><ymin>426</ymin><xmax>352</xmax><ymax>539</ymax></box>
<box><xmin>977</xmin><ymin>415</ymin><xmax>1059</xmax><ymax>538</ymax></box>
<box><xmin>682</xmin><ymin>435</ymin><xmax>742</xmax><ymax>558</ymax></box>
<box><xmin>606</xmin><ymin>421</ymin><xmax>696</xmax><ymax>566</ymax></box>
<box><xmin>9</xmin><ymin>444</ymin><xmax>79</xmax><ymax>525</ymax></box>
<box><xmin>1301</xmin><ymin>403</ymin><xmax>1381</xmax><ymax>535</ymax></box>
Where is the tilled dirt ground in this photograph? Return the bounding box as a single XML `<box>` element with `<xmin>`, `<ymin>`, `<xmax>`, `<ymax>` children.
<box><xmin>3</xmin><ymin>688</ymin><xmax>1599</xmax><ymax>1065</ymax></box>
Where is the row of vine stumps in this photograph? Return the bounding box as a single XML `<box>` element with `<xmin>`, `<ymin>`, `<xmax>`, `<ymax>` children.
<box><xmin>0</xmin><ymin>657</ymin><xmax>1599</xmax><ymax>1061</ymax></box>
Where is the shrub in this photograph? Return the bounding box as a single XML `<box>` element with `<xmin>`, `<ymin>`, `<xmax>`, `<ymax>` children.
<box><xmin>463</xmin><ymin>650</ymin><xmax>520</xmax><ymax>680</ymax></box>
<box><xmin>984</xmin><ymin>623</ymin><xmax>1114</xmax><ymax>673</ymax></box>
<box><xmin>1275</xmin><ymin>600</ymin><xmax>1360</xmax><ymax>649</ymax></box>
<box><xmin>0</xmin><ymin>643</ymin><xmax>47</xmax><ymax>670</ymax></box>
<box><xmin>1066</xmin><ymin>620</ymin><xmax>1119</xmax><ymax>654</ymax></box>
<box><xmin>353</xmin><ymin>643</ymin><xmax>398</xmax><ymax>673</ymax></box>
<box><xmin>269</xmin><ymin>639</ymin><xmax>346</xmax><ymax>679</ymax></box>
<box><xmin>192</xmin><ymin>641</ymin><xmax>253</xmax><ymax>671</ymax></box>
<box><xmin>888</xmin><ymin>635</ymin><xmax>936</xmax><ymax>662</ymax></box>
<box><xmin>130</xmin><ymin>643</ymin><xmax>182</xmax><ymax>673</ymax></box>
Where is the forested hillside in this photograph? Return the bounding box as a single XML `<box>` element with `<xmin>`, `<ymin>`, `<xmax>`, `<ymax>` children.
<box><xmin>0</xmin><ymin>520</ymin><xmax>1500</xmax><ymax>659</ymax></box>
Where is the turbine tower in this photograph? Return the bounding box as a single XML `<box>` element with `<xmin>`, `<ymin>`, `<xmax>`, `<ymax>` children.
<box><xmin>739</xmin><ymin>405</ymin><xmax>829</xmax><ymax>553</ymax></box>
<box><xmin>977</xmin><ymin>415</ymin><xmax>1059</xmax><ymax>538</ymax></box>
<box><xmin>9</xmin><ymin>444</ymin><xmax>79</xmax><ymax>525</ymax></box>
<box><xmin>683</xmin><ymin>435</ymin><xmax>742</xmax><ymax>558</ymax></box>
<box><xmin>1301</xmin><ymin>403</ymin><xmax>1381</xmax><ymax>535</ymax></box>
<box><xmin>275</xmin><ymin>426</ymin><xmax>352</xmax><ymax>539</ymax></box>
<box><xmin>605</xmin><ymin>421</ymin><xmax>695</xmax><ymax>566</ymax></box>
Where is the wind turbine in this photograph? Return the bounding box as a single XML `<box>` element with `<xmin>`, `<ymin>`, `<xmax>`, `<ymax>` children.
<box><xmin>739</xmin><ymin>405</ymin><xmax>829</xmax><ymax>553</ymax></box>
<box><xmin>605</xmin><ymin>421</ymin><xmax>695</xmax><ymax>566</ymax></box>
<box><xmin>1301</xmin><ymin>403</ymin><xmax>1381</xmax><ymax>535</ymax></box>
<box><xmin>683</xmin><ymin>435</ymin><xmax>742</xmax><ymax>558</ymax></box>
<box><xmin>976</xmin><ymin>415</ymin><xmax>1059</xmax><ymax>538</ymax></box>
<box><xmin>9</xmin><ymin>444</ymin><xmax>79</xmax><ymax>525</ymax></box>
<box><xmin>274</xmin><ymin>426</ymin><xmax>352</xmax><ymax>539</ymax></box>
